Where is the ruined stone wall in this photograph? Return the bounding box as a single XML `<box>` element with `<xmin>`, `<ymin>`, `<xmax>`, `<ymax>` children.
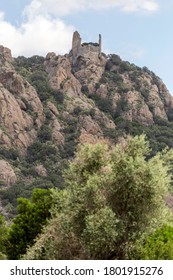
<box><xmin>78</xmin><ymin>44</ymin><xmax>100</xmax><ymax>59</ymax></box>
<box><xmin>71</xmin><ymin>31</ymin><xmax>101</xmax><ymax>64</ymax></box>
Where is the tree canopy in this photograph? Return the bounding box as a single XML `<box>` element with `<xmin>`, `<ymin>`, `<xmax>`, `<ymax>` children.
<box><xmin>5</xmin><ymin>188</ymin><xmax>53</xmax><ymax>259</ymax></box>
<box><xmin>0</xmin><ymin>215</ymin><xmax>8</xmax><ymax>259</ymax></box>
<box><xmin>23</xmin><ymin>135</ymin><xmax>173</xmax><ymax>260</ymax></box>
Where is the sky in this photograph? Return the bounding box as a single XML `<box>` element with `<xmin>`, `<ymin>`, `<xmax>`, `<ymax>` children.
<box><xmin>0</xmin><ymin>0</ymin><xmax>173</xmax><ymax>93</ymax></box>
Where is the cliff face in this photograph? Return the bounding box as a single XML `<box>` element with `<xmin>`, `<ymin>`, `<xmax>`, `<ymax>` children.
<box><xmin>1</xmin><ymin>32</ymin><xmax>173</xmax><ymax>213</ymax></box>
<box><xmin>0</xmin><ymin>46</ymin><xmax>44</xmax><ymax>152</ymax></box>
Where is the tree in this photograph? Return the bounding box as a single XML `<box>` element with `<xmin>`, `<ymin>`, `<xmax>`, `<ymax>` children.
<box><xmin>24</xmin><ymin>135</ymin><xmax>173</xmax><ymax>260</ymax></box>
<box><xmin>0</xmin><ymin>215</ymin><xmax>8</xmax><ymax>259</ymax></box>
<box><xmin>6</xmin><ymin>188</ymin><xmax>53</xmax><ymax>259</ymax></box>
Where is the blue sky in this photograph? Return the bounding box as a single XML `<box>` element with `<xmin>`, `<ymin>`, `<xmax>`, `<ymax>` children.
<box><xmin>0</xmin><ymin>0</ymin><xmax>173</xmax><ymax>93</ymax></box>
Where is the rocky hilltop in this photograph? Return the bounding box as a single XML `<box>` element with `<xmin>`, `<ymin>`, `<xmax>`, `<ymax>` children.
<box><xmin>1</xmin><ymin>31</ymin><xmax>173</xmax><ymax>216</ymax></box>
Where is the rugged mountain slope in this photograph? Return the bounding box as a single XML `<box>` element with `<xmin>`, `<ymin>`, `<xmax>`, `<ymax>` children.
<box><xmin>1</xmin><ymin>31</ymin><xmax>173</xmax><ymax>217</ymax></box>
<box><xmin>0</xmin><ymin>46</ymin><xmax>43</xmax><ymax>152</ymax></box>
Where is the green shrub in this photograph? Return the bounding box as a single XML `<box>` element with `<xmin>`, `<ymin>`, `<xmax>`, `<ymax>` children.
<box><xmin>38</xmin><ymin>125</ymin><xmax>52</xmax><ymax>143</ymax></box>
<box><xmin>0</xmin><ymin>147</ymin><xmax>19</xmax><ymax>160</ymax></box>
<box><xmin>119</xmin><ymin>61</ymin><xmax>131</xmax><ymax>73</ymax></box>
<box><xmin>50</xmin><ymin>89</ymin><xmax>64</xmax><ymax>104</ymax></box>
<box><xmin>73</xmin><ymin>106</ymin><xmax>82</xmax><ymax>116</ymax></box>
<box><xmin>5</xmin><ymin>189</ymin><xmax>53</xmax><ymax>259</ymax></box>
<box><xmin>117</xmin><ymin>81</ymin><xmax>129</xmax><ymax>93</ymax></box>
<box><xmin>27</xmin><ymin>141</ymin><xmax>57</xmax><ymax>163</ymax></box>
<box><xmin>114</xmin><ymin>98</ymin><xmax>129</xmax><ymax>119</ymax></box>
<box><xmin>137</xmin><ymin>225</ymin><xmax>173</xmax><ymax>260</ymax></box>
<box><xmin>0</xmin><ymin>215</ymin><xmax>8</xmax><ymax>258</ymax></box>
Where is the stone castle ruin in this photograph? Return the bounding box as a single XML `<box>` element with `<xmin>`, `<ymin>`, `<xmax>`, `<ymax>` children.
<box><xmin>70</xmin><ymin>31</ymin><xmax>102</xmax><ymax>65</ymax></box>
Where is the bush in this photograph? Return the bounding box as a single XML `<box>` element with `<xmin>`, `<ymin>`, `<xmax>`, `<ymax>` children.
<box><xmin>0</xmin><ymin>147</ymin><xmax>19</xmax><ymax>160</ymax></box>
<box><xmin>50</xmin><ymin>89</ymin><xmax>64</xmax><ymax>104</ymax></box>
<box><xmin>117</xmin><ymin>81</ymin><xmax>129</xmax><ymax>93</ymax></box>
<box><xmin>38</xmin><ymin>125</ymin><xmax>52</xmax><ymax>142</ymax></box>
<box><xmin>89</xmin><ymin>108</ymin><xmax>96</xmax><ymax>117</ymax></box>
<box><xmin>81</xmin><ymin>85</ymin><xmax>89</xmax><ymax>95</ymax></box>
<box><xmin>137</xmin><ymin>225</ymin><xmax>173</xmax><ymax>260</ymax></box>
<box><xmin>73</xmin><ymin>106</ymin><xmax>82</xmax><ymax>116</ymax></box>
<box><xmin>107</xmin><ymin>54</ymin><xmax>122</xmax><ymax>67</ymax></box>
<box><xmin>119</xmin><ymin>61</ymin><xmax>131</xmax><ymax>73</ymax></box>
<box><xmin>114</xmin><ymin>98</ymin><xmax>129</xmax><ymax>119</ymax></box>
<box><xmin>27</xmin><ymin>141</ymin><xmax>57</xmax><ymax>163</ymax></box>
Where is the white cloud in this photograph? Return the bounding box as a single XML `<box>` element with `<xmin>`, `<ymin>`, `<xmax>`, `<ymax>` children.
<box><xmin>24</xmin><ymin>0</ymin><xmax>159</xmax><ymax>17</ymax></box>
<box><xmin>0</xmin><ymin>11</ymin><xmax>74</xmax><ymax>57</ymax></box>
<box><xmin>0</xmin><ymin>0</ymin><xmax>159</xmax><ymax>57</ymax></box>
<box><xmin>119</xmin><ymin>0</ymin><xmax>159</xmax><ymax>13</ymax></box>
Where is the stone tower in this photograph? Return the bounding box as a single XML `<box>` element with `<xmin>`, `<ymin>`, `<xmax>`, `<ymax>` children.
<box><xmin>71</xmin><ymin>31</ymin><xmax>102</xmax><ymax>65</ymax></box>
<box><xmin>99</xmin><ymin>34</ymin><xmax>102</xmax><ymax>58</ymax></box>
<box><xmin>72</xmin><ymin>31</ymin><xmax>81</xmax><ymax>59</ymax></box>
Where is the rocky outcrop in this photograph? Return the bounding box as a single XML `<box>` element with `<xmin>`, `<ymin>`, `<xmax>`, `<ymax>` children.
<box><xmin>69</xmin><ymin>32</ymin><xmax>106</xmax><ymax>92</ymax></box>
<box><xmin>79</xmin><ymin>115</ymin><xmax>104</xmax><ymax>144</ymax></box>
<box><xmin>122</xmin><ymin>91</ymin><xmax>154</xmax><ymax>125</ymax></box>
<box><xmin>44</xmin><ymin>54</ymin><xmax>82</xmax><ymax>98</ymax></box>
<box><xmin>156</xmin><ymin>80</ymin><xmax>173</xmax><ymax>112</ymax></box>
<box><xmin>47</xmin><ymin>101</ymin><xmax>59</xmax><ymax>116</ymax></box>
<box><xmin>44</xmin><ymin>54</ymin><xmax>72</xmax><ymax>90</ymax></box>
<box><xmin>74</xmin><ymin>56</ymin><xmax>106</xmax><ymax>93</ymax></box>
<box><xmin>0</xmin><ymin>128</ymin><xmax>12</xmax><ymax>148</ymax></box>
<box><xmin>0</xmin><ymin>45</ymin><xmax>13</xmax><ymax>66</ymax></box>
<box><xmin>51</xmin><ymin>118</ymin><xmax>64</xmax><ymax>145</ymax></box>
<box><xmin>96</xmin><ymin>84</ymin><xmax>108</xmax><ymax>98</ymax></box>
<box><xmin>0</xmin><ymin>47</ymin><xmax>44</xmax><ymax>152</ymax></box>
<box><xmin>35</xmin><ymin>164</ymin><xmax>47</xmax><ymax>177</ymax></box>
<box><xmin>0</xmin><ymin>160</ymin><xmax>17</xmax><ymax>187</ymax></box>
<box><xmin>137</xmin><ymin>75</ymin><xmax>173</xmax><ymax>121</ymax></box>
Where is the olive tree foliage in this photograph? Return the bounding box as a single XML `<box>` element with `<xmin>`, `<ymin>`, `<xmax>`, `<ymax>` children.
<box><xmin>24</xmin><ymin>135</ymin><xmax>173</xmax><ymax>260</ymax></box>
<box><xmin>0</xmin><ymin>215</ymin><xmax>8</xmax><ymax>259</ymax></box>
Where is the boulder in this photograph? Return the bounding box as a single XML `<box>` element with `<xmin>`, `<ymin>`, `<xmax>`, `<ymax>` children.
<box><xmin>0</xmin><ymin>160</ymin><xmax>17</xmax><ymax>187</ymax></box>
